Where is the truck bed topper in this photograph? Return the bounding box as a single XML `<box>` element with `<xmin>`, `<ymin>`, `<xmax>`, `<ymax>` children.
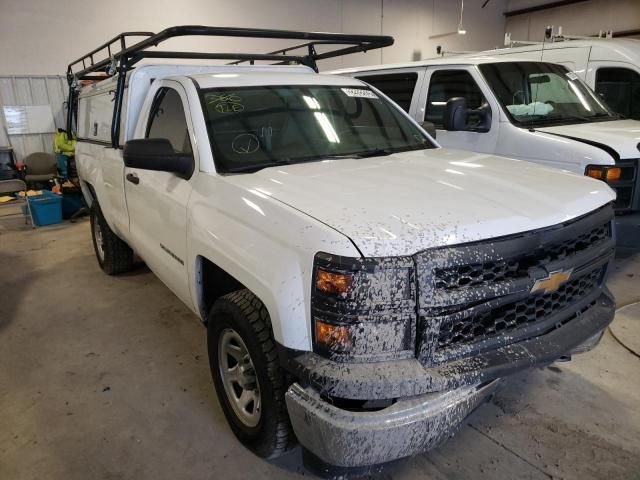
<box><xmin>65</xmin><ymin>25</ymin><xmax>394</xmax><ymax>147</ymax></box>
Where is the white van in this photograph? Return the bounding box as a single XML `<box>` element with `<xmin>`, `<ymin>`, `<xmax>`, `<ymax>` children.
<box><xmin>485</xmin><ymin>36</ymin><xmax>640</xmax><ymax>120</ymax></box>
<box><xmin>333</xmin><ymin>55</ymin><xmax>640</xmax><ymax>245</ymax></box>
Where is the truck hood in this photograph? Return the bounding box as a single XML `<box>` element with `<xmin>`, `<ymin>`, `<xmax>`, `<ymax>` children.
<box><xmin>225</xmin><ymin>148</ymin><xmax>615</xmax><ymax>257</ymax></box>
<box><xmin>536</xmin><ymin>119</ymin><xmax>640</xmax><ymax>159</ymax></box>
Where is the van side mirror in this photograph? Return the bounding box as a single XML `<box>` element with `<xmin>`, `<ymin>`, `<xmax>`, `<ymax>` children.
<box><xmin>123</xmin><ymin>138</ymin><xmax>193</xmax><ymax>177</ymax></box>
<box><xmin>443</xmin><ymin>97</ymin><xmax>492</xmax><ymax>133</ymax></box>
<box><xmin>419</xmin><ymin>121</ymin><xmax>437</xmax><ymax>138</ymax></box>
<box><xmin>443</xmin><ymin>97</ymin><xmax>468</xmax><ymax>131</ymax></box>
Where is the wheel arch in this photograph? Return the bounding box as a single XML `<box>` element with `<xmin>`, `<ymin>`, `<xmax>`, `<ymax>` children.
<box><xmin>79</xmin><ymin>180</ymin><xmax>95</xmax><ymax>208</ymax></box>
<box><xmin>196</xmin><ymin>255</ymin><xmax>245</xmax><ymax>322</ymax></box>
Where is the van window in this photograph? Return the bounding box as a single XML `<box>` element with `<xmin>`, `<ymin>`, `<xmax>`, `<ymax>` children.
<box><xmin>146</xmin><ymin>88</ymin><xmax>192</xmax><ymax>154</ymax></box>
<box><xmin>356</xmin><ymin>72</ymin><xmax>418</xmax><ymax>112</ymax></box>
<box><xmin>595</xmin><ymin>67</ymin><xmax>640</xmax><ymax>120</ymax></box>
<box><xmin>426</xmin><ymin>70</ymin><xmax>484</xmax><ymax>128</ymax></box>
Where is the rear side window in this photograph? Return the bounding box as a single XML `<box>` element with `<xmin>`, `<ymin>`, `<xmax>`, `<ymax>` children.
<box><xmin>146</xmin><ymin>87</ymin><xmax>192</xmax><ymax>154</ymax></box>
<box><xmin>595</xmin><ymin>67</ymin><xmax>640</xmax><ymax>120</ymax></box>
<box><xmin>356</xmin><ymin>72</ymin><xmax>418</xmax><ymax>112</ymax></box>
<box><xmin>426</xmin><ymin>70</ymin><xmax>484</xmax><ymax>128</ymax></box>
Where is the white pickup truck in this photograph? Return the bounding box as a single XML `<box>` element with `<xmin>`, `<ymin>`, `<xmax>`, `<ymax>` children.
<box><xmin>68</xmin><ymin>27</ymin><xmax>617</xmax><ymax>475</ymax></box>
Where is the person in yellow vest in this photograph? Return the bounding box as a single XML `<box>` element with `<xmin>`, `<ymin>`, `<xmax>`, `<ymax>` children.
<box><xmin>54</xmin><ymin>129</ymin><xmax>77</xmax><ymax>177</ymax></box>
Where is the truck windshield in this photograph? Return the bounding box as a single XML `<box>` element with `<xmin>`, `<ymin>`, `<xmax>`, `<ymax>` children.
<box><xmin>200</xmin><ymin>85</ymin><xmax>434</xmax><ymax>173</ymax></box>
<box><xmin>479</xmin><ymin>62</ymin><xmax>616</xmax><ymax>127</ymax></box>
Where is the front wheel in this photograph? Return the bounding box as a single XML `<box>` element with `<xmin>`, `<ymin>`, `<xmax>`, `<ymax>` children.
<box><xmin>207</xmin><ymin>289</ymin><xmax>294</xmax><ymax>458</ymax></box>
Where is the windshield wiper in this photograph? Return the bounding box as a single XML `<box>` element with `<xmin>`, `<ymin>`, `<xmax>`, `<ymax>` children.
<box><xmin>356</xmin><ymin>144</ymin><xmax>432</xmax><ymax>158</ymax></box>
<box><xmin>223</xmin><ymin>159</ymin><xmax>294</xmax><ymax>173</ymax></box>
<box><xmin>356</xmin><ymin>148</ymin><xmax>394</xmax><ymax>158</ymax></box>
<box><xmin>522</xmin><ymin>113</ymin><xmax>612</xmax><ymax>126</ymax></box>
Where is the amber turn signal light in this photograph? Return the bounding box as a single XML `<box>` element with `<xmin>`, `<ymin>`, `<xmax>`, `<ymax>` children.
<box><xmin>315</xmin><ymin>269</ymin><xmax>353</xmax><ymax>294</ymax></box>
<box><xmin>585</xmin><ymin>166</ymin><xmax>621</xmax><ymax>182</ymax></box>
<box><xmin>605</xmin><ymin>167</ymin><xmax>621</xmax><ymax>182</ymax></box>
<box><xmin>315</xmin><ymin>320</ymin><xmax>353</xmax><ymax>350</ymax></box>
<box><xmin>585</xmin><ymin>166</ymin><xmax>604</xmax><ymax>180</ymax></box>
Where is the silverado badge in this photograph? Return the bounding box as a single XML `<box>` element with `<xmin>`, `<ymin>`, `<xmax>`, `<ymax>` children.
<box><xmin>531</xmin><ymin>269</ymin><xmax>573</xmax><ymax>294</ymax></box>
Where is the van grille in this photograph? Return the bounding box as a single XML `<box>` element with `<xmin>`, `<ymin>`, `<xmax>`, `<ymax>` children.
<box><xmin>608</xmin><ymin>159</ymin><xmax>638</xmax><ymax>212</ymax></box>
<box><xmin>415</xmin><ymin>205</ymin><xmax>615</xmax><ymax>365</ymax></box>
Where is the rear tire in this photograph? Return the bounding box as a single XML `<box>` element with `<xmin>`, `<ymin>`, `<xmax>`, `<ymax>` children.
<box><xmin>207</xmin><ymin>289</ymin><xmax>295</xmax><ymax>458</ymax></box>
<box><xmin>90</xmin><ymin>202</ymin><xmax>133</xmax><ymax>275</ymax></box>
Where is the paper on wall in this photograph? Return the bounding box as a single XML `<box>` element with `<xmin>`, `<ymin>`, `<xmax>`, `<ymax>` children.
<box><xmin>2</xmin><ymin>105</ymin><xmax>56</xmax><ymax>135</ymax></box>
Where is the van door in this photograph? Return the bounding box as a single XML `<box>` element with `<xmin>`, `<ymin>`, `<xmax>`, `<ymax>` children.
<box><xmin>588</xmin><ymin>63</ymin><xmax>640</xmax><ymax>120</ymax></box>
<box><xmin>124</xmin><ymin>82</ymin><xmax>196</xmax><ymax>306</ymax></box>
<box><xmin>354</xmin><ymin>68</ymin><xmax>426</xmax><ymax>118</ymax></box>
<box><xmin>419</xmin><ymin>66</ymin><xmax>499</xmax><ymax>153</ymax></box>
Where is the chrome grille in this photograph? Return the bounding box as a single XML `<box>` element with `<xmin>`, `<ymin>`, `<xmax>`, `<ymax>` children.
<box><xmin>415</xmin><ymin>205</ymin><xmax>615</xmax><ymax>365</ymax></box>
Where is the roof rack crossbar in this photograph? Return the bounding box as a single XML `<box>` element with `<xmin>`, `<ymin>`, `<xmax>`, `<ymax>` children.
<box><xmin>227</xmin><ymin>40</ymin><xmax>361</xmax><ymax>65</ymax></box>
<box><xmin>131</xmin><ymin>51</ymin><xmax>308</xmax><ymax>65</ymax></box>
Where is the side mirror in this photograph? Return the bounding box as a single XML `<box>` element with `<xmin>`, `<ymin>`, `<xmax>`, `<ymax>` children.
<box><xmin>419</xmin><ymin>121</ymin><xmax>437</xmax><ymax>139</ymax></box>
<box><xmin>443</xmin><ymin>97</ymin><xmax>468</xmax><ymax>131</ymax></box>
<box><xmin>473</xmin><ymin>102</ymin><xmax>492</xmax><ymax>133</ymax></box>
<box><xmin>123</xmin><ymin>138</ymin><xmax>193</xmax><ymax>177</ymax></box>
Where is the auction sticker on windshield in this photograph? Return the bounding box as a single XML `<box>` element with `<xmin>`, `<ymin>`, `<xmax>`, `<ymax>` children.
<box><xmin>341</xmin><ymin>88</ymin><xmax>378</xmax><ymax>99</ymax></box>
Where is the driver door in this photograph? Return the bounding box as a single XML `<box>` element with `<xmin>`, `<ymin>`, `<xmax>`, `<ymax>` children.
<box><xmin>419</xmin><ymin>67</ymin><xmax>498</xmax><ymax>154</ymax></box>
<box><xmin>124</xmin><ymin>82</ymin><xmax>196</xmax><ymax>306</ymax></box>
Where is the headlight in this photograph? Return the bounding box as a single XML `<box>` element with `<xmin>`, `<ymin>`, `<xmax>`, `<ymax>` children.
<box><xmin>585</xmin><ymin>165</ymin><xmax>621</xmax><ymax>182</ymax></box>
<box><xmin>311</xmin><ymin>252</ymin><xmax>416</xmax><ymax>362</ymax></box>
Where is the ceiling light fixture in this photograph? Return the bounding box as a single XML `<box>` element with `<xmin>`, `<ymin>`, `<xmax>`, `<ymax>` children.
<box><xmin>458</xmin><ymin>0</ymin><xmax>467</xmax><ymax>35</ymax></box>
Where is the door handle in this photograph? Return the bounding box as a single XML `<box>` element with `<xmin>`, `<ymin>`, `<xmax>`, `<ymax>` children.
<box><xmin>126</xmin><ymin>173</ymin><xmax>139</xmax><ymax>185</ymax></box>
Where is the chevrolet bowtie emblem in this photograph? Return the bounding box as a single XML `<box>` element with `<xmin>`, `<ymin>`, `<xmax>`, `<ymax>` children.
<box><xmin>531</xmin><ymin>269</ymin><xmax>573</xmax><ymax>294</ymax></box>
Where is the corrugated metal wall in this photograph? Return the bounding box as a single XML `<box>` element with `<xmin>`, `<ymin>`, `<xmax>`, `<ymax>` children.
<box><xmin>0</xmin><ymin>75</ymin><xmax>68</xmax><ymax>162</ymax></box>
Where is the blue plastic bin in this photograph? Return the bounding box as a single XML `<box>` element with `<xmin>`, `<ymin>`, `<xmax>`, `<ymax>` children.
<box><xmin>61</xmin><ymin>190</ymin><xmax>84</xmax><ymax>219</ymax></box>
<box><xmin>28</xmin><ymin>191</ymin><xmax>63</xmax><ymax>226</ymax></box>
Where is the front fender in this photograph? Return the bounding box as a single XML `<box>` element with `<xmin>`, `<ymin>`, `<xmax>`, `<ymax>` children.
<box><xmin>187</xmin><ymin>174</ymin><xmax>359</xmax><ymax>351</ymax></box>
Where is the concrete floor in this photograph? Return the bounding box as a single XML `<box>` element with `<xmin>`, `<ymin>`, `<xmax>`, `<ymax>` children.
<box><xmin>1</xmin><ymin>216</ymin><xmax>639</xmax><ymax>480</ymax></box>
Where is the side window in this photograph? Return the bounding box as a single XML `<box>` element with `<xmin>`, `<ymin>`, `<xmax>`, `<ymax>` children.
<box><xmin>426</xmin><ymin>70</ymin><xmax>484</xmax><ymax>128</ymax></box>
<box><xmin>356</xmin><ymin>72</ymin><xmax>418</xmax><ymax>112</ymax></box>
<box><xmin>146</xmin><ymin>88</ymin><xmax>193</xmax><ymax>153</ymax></box>
<box><xmin>595</xmin><ymin>67</ymin><xmax>640</xmax><ymax>120</ymax></box>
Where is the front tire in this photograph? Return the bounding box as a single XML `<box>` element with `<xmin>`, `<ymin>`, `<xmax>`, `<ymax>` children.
<box><xmin>90</xmin><ymin>202</ymin><xmax>133</xmax><ymax>275</ymax></box>
<box><xmin>207</xmin><ymin>289</ymin><xmax>294</xmax><ymax>458</ymax></box>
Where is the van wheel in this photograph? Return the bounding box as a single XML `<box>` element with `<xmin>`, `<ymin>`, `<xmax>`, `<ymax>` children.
<box><xmin>207</xmin><ymin>289</ymin><xmax>295</xmax><ymax>458</ymax></box>
<box><xmin>90</xmin><ymin>203</ymin><xmax>133</xmax><ymax>275</ymax></box>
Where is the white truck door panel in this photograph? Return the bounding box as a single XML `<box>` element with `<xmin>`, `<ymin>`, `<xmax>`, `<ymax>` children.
<box><xmin>124</xmin><ymin>82</ymin><xmax>197</xmax><ymax>306</ymax></box>
<box><xmin>419</xmin><ymin>66</ymin><xmax>499</xmax><ymax>154</ymax></box>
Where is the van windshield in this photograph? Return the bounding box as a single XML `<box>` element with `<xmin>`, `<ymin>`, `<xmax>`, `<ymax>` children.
<box><xmin>200</xmin><ymin>85</ymin><xmax>435</xmax><ymax>173</ymax></box>
<box><xmin>479</xmin><ymin>62</ymin><xmax>616</xmax><ymax>127</ymax></box>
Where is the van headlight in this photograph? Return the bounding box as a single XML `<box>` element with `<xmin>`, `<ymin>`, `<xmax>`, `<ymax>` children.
<box><xmin>312</xmin><ymin>252</ymin><xmax>416</xmax><ymax>362</ymax></box>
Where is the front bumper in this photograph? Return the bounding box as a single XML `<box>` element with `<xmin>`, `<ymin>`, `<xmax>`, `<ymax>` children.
<box><xmin>285</xmin><ymin>379</ymin><xmax>499</xmax><ymax>468</ymax></box>
<box><xmin>285</xmin><ymin>290</ymin><xmax>615</xmax><ymax>401</ymax></box>
<box><xmin>282</xmin><ymin>290</ymin><xmax>614</xmax><ymax>468</ymax></box>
